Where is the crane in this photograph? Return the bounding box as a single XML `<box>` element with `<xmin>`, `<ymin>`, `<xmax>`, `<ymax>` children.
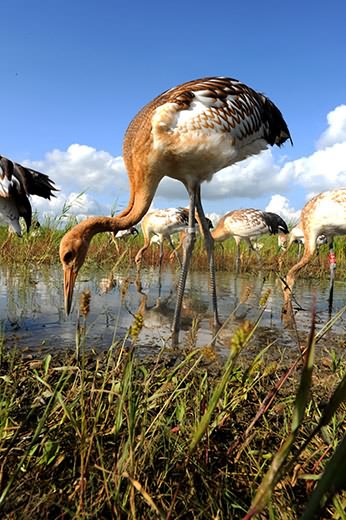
<box><xmin>278</xmin><ymin>223</ymin><xmax>327</xmax><ymax>257</ymax></box>
<box><xmin>211</xmin><ymin>208</ymin><xmax>289</xmax><ymax>271</ymax></box>
<box><xmin>59</xmin><ymin>76</ymin><xmax>291</xmax><ymax>343</ymax></box>
<box><xmin>135</xmin><ymin>207</ymin><xmax>192</xmax><ymax>269</ymax></box>
<box><xmin>283</xmin><ymin>188</ymin><xmax>346</xmax><ymax>313</ymax></box>
<box><xmin>111</xmin><ymin>226</ymin><xmax>139</xmax><ymax>254</ymax></box>
<box><xmin>0</xmin><ymin>155</ymin><xmax>57</xmax><ymax>236</ymax></box>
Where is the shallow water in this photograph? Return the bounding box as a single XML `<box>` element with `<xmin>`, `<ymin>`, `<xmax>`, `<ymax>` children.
<box><xmin>1</xmin><ymin>264</ymin><xmax>346</xmax><ymax>355</ymax></box>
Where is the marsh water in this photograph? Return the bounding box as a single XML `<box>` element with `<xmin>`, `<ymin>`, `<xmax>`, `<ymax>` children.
<box><xmin>1</xmin><ymin>264</ymin><xmax>346</xmax><ymax>356</ymax></box>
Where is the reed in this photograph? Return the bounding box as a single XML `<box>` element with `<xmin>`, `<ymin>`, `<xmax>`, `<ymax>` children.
<box><xmin>2</xmin><ymin>221</ymin><xmax>346</xmax><ymax>282</ymax></box>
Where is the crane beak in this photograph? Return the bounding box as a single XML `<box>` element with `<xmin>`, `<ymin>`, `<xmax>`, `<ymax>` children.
<box><xmin>63</xmin><ymin>266</ymin><xmax>77</xmax><ymax>315</ymax></box>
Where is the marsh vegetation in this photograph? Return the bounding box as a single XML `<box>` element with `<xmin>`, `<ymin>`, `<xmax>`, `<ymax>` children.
<box><xmin>1</xmin><ymin>220</ymin><xmax>346</xmax><ymax>518</ymax></box>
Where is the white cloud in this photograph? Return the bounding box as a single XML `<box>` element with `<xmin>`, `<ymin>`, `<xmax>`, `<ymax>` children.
<box><xmin>279</xmin><ymin>142</ymin><xmax>346</xmax><ymax>193</ymax></box>
<box><xmin>156</xmin><ymin>149</ymin><xmax>285</xmax><ymax>200</ymax></box>
<box><xmin>23</xmin><ymin>104</ymin><xmax>346</xmax><ymax>224</ymax></box>
<box><xmin>29</xmin><ymin>143</ymin><xmax>129</xmax><ymax>194</ymax></box>
<box><xmin>265</xmin><ymin>194</ymin><xmax>300</xmax><ymax>223</ymax></box>
<box><xmin>32</xmin><ymin>191</ymin><xmax>106</xmax><ymax>222</ymax></box>
<box><xmin>26</xmin><ymin>144</ymin><xmax>130</xmax><ymax>222</ymax></box>
<box><xmin>317</xmin><ymin>105</ymin><xmax>346</xmax><ymax>149</ymax></box>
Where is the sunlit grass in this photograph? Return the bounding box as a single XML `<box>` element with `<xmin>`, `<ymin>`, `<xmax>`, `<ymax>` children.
<box><xmin>2</xmin><ymin>218</ymin><xmax>346</xmax><ymax>281</ymax></box>
<box><xmin>0</xmin><ymin>307</ymin><xmax>346</xmax><ymax>518</ymax></box>
<box><xmin>1</xmin><ymin>212</ymin><xmax>346</xmax><ymax>518</ymax></box>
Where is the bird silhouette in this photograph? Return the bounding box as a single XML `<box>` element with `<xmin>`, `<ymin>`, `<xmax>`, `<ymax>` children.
<box><xmin>59</xmin><ymin>76</ymin><xmax>291</xmax><ymax>343</ymax></box>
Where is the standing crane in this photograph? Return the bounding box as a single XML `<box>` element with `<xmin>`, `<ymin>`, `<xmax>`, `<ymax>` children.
<box><xmin>111</xmin><ymin>226</ymin><xmax>139</xmax><ymax>254</ymax></box>
<box><xmin>135</xmin><ymin>207</ymin><xmax>192</xmax><ymax>270</ymax></box>
<box><xmin>211</xmin><ymin>208</ymin><xmax>289</xmax><ymax>271</ymax></box>
<box><xmin>0</xmin><ymin>155</ymin><xmax>57</xmax><ymax>236</ymax></box>
<box><xmin>135</xmin><ymin>207</ymin><xmax>213</xmax><ymax>298</ymax></box>
<box><xmin>283</xmin><ymin>188</ymin><xmax>346</xmax><ymax>313</ymax></box>
<box><xmin>59</xmin><ymin>76</ymin><xmax>291</xmax><ymax>343</ymax></box>
<box><xmin>278</xmin><ymin>223</ymin><xmax>327</xmax><ymax>257</ymax></box>
<box><xmin>168</xmin><ymin>215</ymin><xmax>214</xmax><ymax>262</ymax></box>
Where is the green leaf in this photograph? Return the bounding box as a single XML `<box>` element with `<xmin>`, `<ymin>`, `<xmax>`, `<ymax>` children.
<box><xmin>301</xmin><ymin>433</ymin><xmax>346</xmax><ymax>519</ymax></box>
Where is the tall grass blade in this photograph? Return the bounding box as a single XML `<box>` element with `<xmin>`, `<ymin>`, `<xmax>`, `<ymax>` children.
<box><xmin>0</xmin><ymin>367</ymin><xmax>70</xmax><ymax>506</ymax></box>
<box><xmin>318</xmin><ymin>371</ymin><xmax>346</xmax><ymax>428</ymax></box>
<box><xmin>301</xmin><ymin>433</ymin><xmax>346</xmax><ymax>520</ymax></box>
<box><xmin>291</xmin><ymin>316</ymin><xmax>315</xmax><ymax>432</ymax></box>
<box><xmin>315</xmin><ymin>304</ymin><xmax>346</xmax><ymax>342</ymax></box>
<box><xmin>189</xmin><ymin>320</ymin><xmax>256</xmax><ymax>453</ymax></box>
<box><xmin>244</xmin><ymin>312</ymin><xmax>316</xmax><ymax>518</ymax></box>
<box><xmin>123</xmin><ymin>471</ymin><xmax>165</xmax><ymax>519</ymax></box>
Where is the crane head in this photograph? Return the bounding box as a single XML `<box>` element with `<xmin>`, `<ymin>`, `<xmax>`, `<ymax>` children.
<box><xmin>59</xmin><ymin>228</ymin><xmax>90</xmax><ymax>314</ymax></box>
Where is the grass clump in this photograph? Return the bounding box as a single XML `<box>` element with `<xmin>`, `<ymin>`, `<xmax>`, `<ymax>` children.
<box><xmin>2</xmin><ymin>218</ymin><xmax>346</xmax><ymax>282</ymax></box>
<box><xmin>0</xmin><ymin>318</ymin><xmax>346</xmax><ymax>519</ymax></box>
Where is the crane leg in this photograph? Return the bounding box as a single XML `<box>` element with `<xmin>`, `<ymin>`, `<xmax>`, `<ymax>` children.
<box><xmin>158</xmin><ymin>241</ymin><xmax>164</xmax><ymax>299</ymax></box>
<box><xmin>328</xmin><ymin>242</ymin><xmax>336</xmax><ymax>315</ymax></box>
<box><xmin>171</xmin><ymin>188</ymin><xmax>197</xmax><ymax>345</ymax></box>
<box><xmin>168</xmin><ymin>236</ymin><xmax>182</xmax><ymax>267</ymax></box>
<box><xmin>195</xmin><ymin>187</ymin><xmax>220</xmax><ymax>329</ymax></box>
<box><xmin>235</xmin><ymin>244</ymin><xmax>240</xmax><ymax>273</ymax></box>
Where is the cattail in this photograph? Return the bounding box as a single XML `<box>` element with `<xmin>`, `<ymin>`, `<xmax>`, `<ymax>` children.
<box><xmin>259</xmin><ymin>288</ymin><xmax>271</xmax><ymax>308</ymax></box>
<box><xmin>128</xmin><ymin>312</ymin><xmax>144</xmax><ymax>341</ymax></box>
<box><xmin>230</xmin><ymin>320</ymin><xmax>253</xmax><ymax>355</ymax></box>
<box><xmin>240</xmin><ymin>285</ymin><xmax>252</xmax><ymax>304</ymax></box>
<box><xmin>120</xmin><ymin>277</ymin><xmax>130</xmax><ymax>300</ymax></box>
<box><xmin>80</xmin><ymin>289</ymin><xmax>91</xmax><ymax>317</ymax></box>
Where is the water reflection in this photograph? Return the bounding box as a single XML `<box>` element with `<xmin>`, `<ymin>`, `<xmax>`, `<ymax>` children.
<box><xmin>1</xmin><ymin>264</ymin><xmax>346</xmax><ymax>354</ymax></box>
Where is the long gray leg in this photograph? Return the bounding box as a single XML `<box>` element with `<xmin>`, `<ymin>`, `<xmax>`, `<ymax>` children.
<box><xmin>248</xmin><ymin>239</ymin><xmax>260</xmax><ymax>260</ymax></box>
<box><xmin>328</xmin><ymin>241</ymin><xmax>336</xmax><ymax>315</ymax></box>
<box><xmin>195</xmin><ymin>186</ymin><xmax>220</xmax><ymax>328</ymax></box>
<box><xmin>235</xmin><ymin>242</ymin><xmax>240</xmax><ymax>273</ymax></box>
<box><xmin>171</xmin><ymin>187</ymin><xmax>197</xmax><ymax>345</ymax></box>
<box><xmin>158</xmin><ymin>240</ymin><xmax>164</xmax><ymax>299</ymax></box>
<box><xmin>168</xmin><ymin>236</ymin><xmax>182</xmax><ymax>267</ymax></box>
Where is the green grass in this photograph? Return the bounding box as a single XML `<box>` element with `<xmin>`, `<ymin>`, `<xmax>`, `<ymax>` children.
<box><xmin>0</xmin><ymin>313</ymin><xmax>346</xmax><ymax>518</ymax></box>
<box><xmin>2</xmin><ymin>221</ymin><xmax>346</xmax><ymax>282</ymax></box>
<box><xmin>1</xmin><ymin>220</ymin><xmax>346</xmax><ymax>518</ymax></box>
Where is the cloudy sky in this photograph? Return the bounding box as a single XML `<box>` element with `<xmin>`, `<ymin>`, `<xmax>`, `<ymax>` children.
<box><xmin>2</xmin><ymin>1</ymin><xmax>346</xmax><ymax>226</ymax></box>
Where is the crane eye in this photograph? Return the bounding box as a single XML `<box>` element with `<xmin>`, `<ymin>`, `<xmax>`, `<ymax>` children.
<box><xmin>63</xmin><ymin>251</ymin><xmax>73</xmax><ymax>264</ymax></box>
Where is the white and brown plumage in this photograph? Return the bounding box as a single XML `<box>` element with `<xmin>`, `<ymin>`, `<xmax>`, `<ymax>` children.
<box><xmin>212</xmin><ymin>208</ymin><xmax>289</xmax><ymax>270</ymax></box>
<box><xmin>59</xmin><ymin>76</ymin><xmax>291</xmax><ymax>342</ymax></box>
<box><xmin>135</xmin><ymin>207</ymin><xmax>193</xmax><ymax>269</ymax></box>
<box><xmin>278</xmin><ymin>223</ymin><xmax>327</xmax><ymax>257</ymax></box>
<box><xmin>284</xmin><ymin>188</ymin><xmax>346</xmax><ymax>305</ymax></box>
<box><xmin>0</xmin><ymin>155</ymin><xmax>57</xmax><ymax>236</ymax></box>
<box><xmin>111</xmin><ymin>226</ymin><xmax>139</xmax><ymax>254</ymax></box>
<box><xmin>168</xmin><ymin>215</ymin><xmax>214</xmax><ymax>262</ymax></box>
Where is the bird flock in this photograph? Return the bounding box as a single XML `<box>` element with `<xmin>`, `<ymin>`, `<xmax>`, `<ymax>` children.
<box><xmin>3</xmin><ymin>75</ymin><xmax>346</xmax><ymax>343</ymax></box>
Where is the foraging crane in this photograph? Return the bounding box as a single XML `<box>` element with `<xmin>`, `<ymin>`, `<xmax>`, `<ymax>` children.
<box><xmin>168</xmin><ymin>215</ymin><xmax>214</xmax><ymax>262</ymax></box>
<box><xmin>135</xmin><ymin>207</ymin><xmax>193</xmax><ymax>270</ymax></box>
<box><xmin>278</xmin><ymin>223</ymin><xmax>327</xmax><ymax>257</ymax></box>
<box><xmin>135</xmin><ymin>207</ymin><xmax>213</xmax><ymax>298</ymax></box>
<box><xmin>211</xmin><ymin>209</ymin><xmax>289</xmax><ymax>271</ymax></box>
<box><xmin>111</xmin><ymin>226</ymin><xmax>139</xmax><ymax>254</ymax></box>
<box><xmin>0</xmin><ymin>155</ymin><xmax>57</xmax><ymax>235</ymax></box>
<box><xmin>283</xmin><ymin>188</ymin><xmax>346</xmax><ymax>312</ymax></box>
<box><xmin>59</xmin><ymin>76</ymin><xmax>291</xmax><ymax>343</ymax></box>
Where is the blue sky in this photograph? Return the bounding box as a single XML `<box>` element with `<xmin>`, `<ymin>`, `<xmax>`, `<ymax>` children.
<box><xmin>2</xmin><ymin>0</ymin><xmax>346</xmax><ymax>225</ymax></box>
